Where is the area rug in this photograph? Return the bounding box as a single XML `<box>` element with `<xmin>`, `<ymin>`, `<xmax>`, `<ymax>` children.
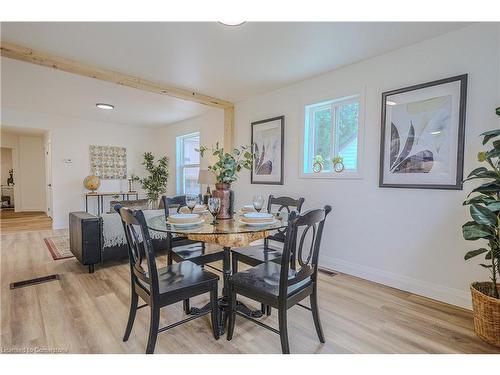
<box><xmin>44</xmin><ymin>235</ymin><xmax>74</xmax><ymax>260</ymax></box>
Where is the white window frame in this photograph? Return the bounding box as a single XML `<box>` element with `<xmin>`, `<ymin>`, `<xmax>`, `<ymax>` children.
<box><xmin>300</xmin><ymin>93</ymin><xmax>365</xmax><ymax>180</ymax></box>
<box><xmin>176</xmin><ymin>132</ymin><xmax>201</xmax><ymax>195</ymax></box>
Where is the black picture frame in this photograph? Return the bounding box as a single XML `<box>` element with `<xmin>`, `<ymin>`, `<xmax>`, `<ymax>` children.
<box><xmin>379</xmin><ymin>74</ymin><xmax>467</xmax><ymax>190</ymax></box>
<box><xmin>251</xmin><ymin>116</ymin><xmax>285</xmax><ymax>185</ymax></box>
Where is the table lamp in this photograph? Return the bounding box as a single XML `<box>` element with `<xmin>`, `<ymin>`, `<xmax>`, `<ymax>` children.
<box><xmin>198</xmin><ymin>170</ymin><xmax>216</xmax><ymax>204</ymax></box>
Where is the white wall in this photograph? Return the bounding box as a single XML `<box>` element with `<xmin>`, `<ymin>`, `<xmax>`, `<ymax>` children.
<box><xmin>1</xmin><ymin>147</ymin><xmax>13</xmax><ymax>185</ymax></box>
<box><xmin>153</xmin><ymin>108</ymin><xmax>224</xmax><ymax>196</ymax></box>
<box><xmin>1</xmin><ymin>110</ymin><xmax>158</xmax><ymax>228</ymax></box>
<box><xmin>233</xmin><ymin>23</ymin><xmax>499</xmax><ymax>309</ymax></box>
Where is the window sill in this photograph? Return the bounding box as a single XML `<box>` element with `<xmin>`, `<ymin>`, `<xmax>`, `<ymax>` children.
<box><xmin>299</xmin><ymin>171</ymin><xmax>363</xmax><ymax>180</ymax></box>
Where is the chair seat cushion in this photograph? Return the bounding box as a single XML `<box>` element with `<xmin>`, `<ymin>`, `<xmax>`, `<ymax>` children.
<box><xmin>230</xmin><ymin>262</ymin><xmax>311</xmax><ymax>298</ymax></box>
<box><xmin>139</xmin><ymin>261</ymin><xmax>218</xmax><ymax>296</ymax></box>
<box><xmin>231</xmin><ymin>244</ymin><xmax>283</xmax><ymax>263</ymax></box>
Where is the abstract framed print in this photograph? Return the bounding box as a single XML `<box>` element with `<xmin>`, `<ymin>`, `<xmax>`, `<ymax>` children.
<box><xmin>251</xmin><ymin>116</ymin><xmax>284</xmax><ymax>185</ymax></box>
<box><xmin>379</xmin><ymin>74</ymin><xmax>467</xmax><ymax>190</ymax></box>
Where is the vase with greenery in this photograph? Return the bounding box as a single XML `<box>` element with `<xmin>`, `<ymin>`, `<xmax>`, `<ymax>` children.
<box><xmin>139</xmin><ymin>152</ymin><xmax>169</xmax><ymax>208</ymax></box>
<box><xmin>462</xmin><ymin>110</ymin><xmax>500</xmax><ymax>347</ymax></box>
<box><xmin>197</xmin><ymin>143</ymin><xmax>253</xmax><ymax>219</ymax></box>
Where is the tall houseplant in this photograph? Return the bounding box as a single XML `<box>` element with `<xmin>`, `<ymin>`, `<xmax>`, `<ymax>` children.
<box><xmin>139</xmin><ymin>152</ymin><xmax>169</xmax><ymax>208</ymax></box>
<box><xmin>462</xmin><ymin>110</ymin><xmax>500</xmax><ymax>347</ymax></box>
<box><xmin>197</xmin><ymin>143</ymin><xmax>253</xmax><ymax>219</ymax></box>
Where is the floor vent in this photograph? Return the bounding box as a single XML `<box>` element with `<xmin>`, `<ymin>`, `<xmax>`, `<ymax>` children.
<box><xmin>10</xmin><ymin>274</ymin><xmax>60</xmax><ymax>289</ymax></box>
<box><xmin>318</xmin><ymin>268</ymin><xmax>337</xmax><ymax>277</ymax></box>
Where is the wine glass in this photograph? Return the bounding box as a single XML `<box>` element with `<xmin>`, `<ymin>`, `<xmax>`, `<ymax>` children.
<box><xmin>186</xmin><ymin>194</ymin><xmax>198</xmax><ymax>213</ymax></box>
<box><xmin>208</xmin><ymin>197</ymin><xmax>221</xmax><ymax>225</ymax></box>
<box><xmin>252</xmin><ymin>195</ymin><xmax>265</xmax><ymax>213</ymax></box>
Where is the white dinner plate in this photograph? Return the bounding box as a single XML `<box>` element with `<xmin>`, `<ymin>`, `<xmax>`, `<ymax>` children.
<box><xmin>167</xmin><ymin>219</ymin><xmax>205</xmax><ymax>228</ymax></box>
<box><xmin>243</xmin><ymin>212</ymin><xmax>273</xmax><ymax>219</ymax></box>
<box><xmin>238</xmin><ymin>219</ymin><xmax>279</xmax><ymax>227</ymax></box>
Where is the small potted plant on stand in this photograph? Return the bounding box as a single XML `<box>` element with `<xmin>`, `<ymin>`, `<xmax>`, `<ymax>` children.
<box><xmin>462</xmin><ymin>112</ymin><xmax>500</xmax><ymax>347</ymax></box>
<box><xmin>138</xmin><ymin>152</ymin><xmax>169</xmax><ymax>209</ymax></box>
<box><xmin>197</xmin><ymin>143</ymin><xmax>253</xmax><ymax>219</ymax></box>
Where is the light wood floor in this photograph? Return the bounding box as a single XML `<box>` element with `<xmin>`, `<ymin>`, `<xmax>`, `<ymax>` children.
<box><xmin>0</xmin><ymin>210</ymin><xmax>52</xmax><ymax>233</ymax></box>
<box><xmin>1</xmin><ymin>228</ymin><xmax>499</xmax><ymax>354</ymax></box>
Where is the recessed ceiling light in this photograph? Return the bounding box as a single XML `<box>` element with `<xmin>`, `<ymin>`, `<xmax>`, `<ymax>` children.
<box><xmin>96</xmin><ymin>103</ymin><xmax>114</xmax><ymax>110</ymax></box>
<box><xmin>386</xmin><ymin>100</ymin><xmax>397</xmax><ymax>106</ymax></box>
<box><xmin>218</xmin><ymin>21</ymin><xmax>246</xmax><ymax>26</ymax></box>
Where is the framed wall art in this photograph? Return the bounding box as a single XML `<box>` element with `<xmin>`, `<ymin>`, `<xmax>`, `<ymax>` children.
<box><xmin>251</xmin><ymin>116</ymin><xmax>284</xmax><ymax>185</ymax></box>
<box><xmin>89</xmin><ymin>145</ymin><xmax>127</xmax><ymax>180</ymax></box>
<box><xmin>379</xmin><ymin>74</ymin><xmax>467</xmax><ymax>190</ymax></box>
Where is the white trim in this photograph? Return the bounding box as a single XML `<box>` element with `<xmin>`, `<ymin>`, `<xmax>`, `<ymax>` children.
<box><xmin>321</xmin><ymin>255</ymin><xmax>472</xmax><ymax>310</ymax></box>
<box><xmin>176</xmin><ymin>132</ymin><xmax>200</xmax><ymax>195</ymax></box>
<box><xmin>299</xmin><ymin>88</ymin><xmax>366</xmax><ymax>180</ymax></box>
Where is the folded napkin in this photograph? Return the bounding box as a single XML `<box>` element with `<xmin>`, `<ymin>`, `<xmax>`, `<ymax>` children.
<box><xmin>240</xmin><ymin>212</ymin><xmax>274</xmax><ymax>223</ymax></box>
<box><xmin>167</xmin><ymin>213</ymin><xmax>201</xmax><ymax>224</ymax></box>
<box><xmin>179</xmin><ymin>205</ymin><xmax>207</xmax><ymax>214</ymax></box>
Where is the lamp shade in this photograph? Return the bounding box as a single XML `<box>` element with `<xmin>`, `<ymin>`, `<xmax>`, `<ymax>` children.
<box><xmin>197</xmin><ymin>170</ymin><xmax>216</xmax><ymax>185</ymax></box>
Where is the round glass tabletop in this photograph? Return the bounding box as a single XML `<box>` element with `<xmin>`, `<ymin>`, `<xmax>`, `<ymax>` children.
<box><xmin>147</xmin><ymin>213</ymin><xmax>287</xmax><ymax>235</ymax></box>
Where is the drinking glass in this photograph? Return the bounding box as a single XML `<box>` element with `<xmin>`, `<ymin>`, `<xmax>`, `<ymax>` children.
<box><xmin>208</xmin><ymin>197</ymin><xmax>221</xmax><ymax>225</ymax></box>
<box><xmin>186</xmin><ymin>194</ymin><xmax>198</xmax><ymax>213</ymax></box>
<box><xmin>252</xmin><ymin>195</ymin><xmax>265</xmax><ymax>213</ymax></box>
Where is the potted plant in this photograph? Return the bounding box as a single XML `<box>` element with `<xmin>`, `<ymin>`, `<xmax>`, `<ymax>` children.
<box><xmin>462</xmin><ymin>113</ymin><xmax>500</xmax><ymax>347</ymax></box>
<box><xmin>138</xmin><ymin>152</ymin><xmax>169</xmax><ymax>209</ymax></box>
<box><xmin>197</xmin><ymin>143</ymin><xmax>253</xmax><ymax>219</ymax></box>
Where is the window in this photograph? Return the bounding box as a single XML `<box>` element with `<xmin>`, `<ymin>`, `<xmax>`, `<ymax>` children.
<box><xmin>176</xmin><ymin>132</ymin><xmax>200</xmax><ymax>195</ymax></box>
<box><xmin>303</xmin><ymin>95</ymin><xmax>361</xmax><ymax>177</ymax></box>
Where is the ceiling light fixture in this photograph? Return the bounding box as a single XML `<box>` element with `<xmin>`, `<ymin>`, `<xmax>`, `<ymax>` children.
<box><xmin>218</xmin><ymin>21</ymin><xmax>246</xmax><ymax>27</ymax></box>
<box><xmin>96</xmin><ymin>103</ymin><xmax>114</xmax><ymax>110</ymax></box>
<box><xmin>386</xmin><ymin>100</ymin><xmax>397</xmax><ymax>106</ymax></box>
<box><xmin>431</xmin><ymin>131</ymin><xmax>442</xmax><ymax>135</ymax></box>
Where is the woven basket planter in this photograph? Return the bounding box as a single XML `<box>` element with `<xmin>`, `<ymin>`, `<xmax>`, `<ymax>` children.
<box><xmin>470</xmin><ymin>282</ymin><xmax>500</xmax><ymax>347</ymax></box>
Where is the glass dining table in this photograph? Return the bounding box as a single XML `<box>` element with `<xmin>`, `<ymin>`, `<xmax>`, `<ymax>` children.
<box><xmin>147</xmin><ymin>213</ymin><xmax>287</xmax><ymax>334</ymax></box>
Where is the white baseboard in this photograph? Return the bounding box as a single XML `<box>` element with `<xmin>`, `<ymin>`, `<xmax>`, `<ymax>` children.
<box><xmin>321</xmin><ymin>255</ymin><xmax>472</xmax><ymax>310</ymax></box>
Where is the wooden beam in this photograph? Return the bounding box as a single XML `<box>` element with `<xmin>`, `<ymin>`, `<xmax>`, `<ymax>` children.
<box><xmin>0</xmin><ymin>41</ymin><xmax>233</xmax><ymax>109</ymax></box>
<box><xmin>223</xmin><ymin>106</ymin><xmax>234</xmax><ymax>151</ymax></box>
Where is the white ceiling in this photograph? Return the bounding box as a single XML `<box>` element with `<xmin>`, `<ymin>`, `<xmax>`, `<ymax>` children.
<box><xmin>1</xmin><ymin>22</ymin><xmax>470</xmax><ymax>127</ymax></box>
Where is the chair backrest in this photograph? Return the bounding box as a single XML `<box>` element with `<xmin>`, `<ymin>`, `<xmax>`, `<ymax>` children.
<box><xmin>116</xmin><ymin>205</ymin><xmax>160</xmax><ymax>297</ymax></box>
<box><xmin>278</xmin><ymin>205</ymin><xmax>332</xmax><ymax>298</ymax></box>
<box><xmin>266</xmin><ymin>195</ymin><xmax>305</xmax><ymax>242</ymax></box>
<box><xmin>160</xmin><ymin>194</ymin><xmax>203</xmax><ymax>218</ymax></box>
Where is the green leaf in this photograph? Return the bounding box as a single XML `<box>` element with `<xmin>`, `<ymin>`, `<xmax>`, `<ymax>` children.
<box><xmin>462</xmin><ymin>221</ymin><xmax>494</xmax><ymax>240</ymax></box>
<box><xmin>486</xmin><ymin>149</ymin><xmax>500</xmax><ymax>159</ymax></box>
<box><xmin>486</xmin><ymin>201</ymin><xmax>500</xmax><ymax>212</ymax></box>
<box><xmin>466</xmin><ymin>166</ymin><xmax>488</xmax><ymax>178</ymax></box>
<box><xmin>463</xmin><ymin>195</ymin><xmax>496</xmax><ymax>206</ymax></box>
<box><xmin>469</xmin><ymin>181</ymin><xmax>500</xmax><ymax>196</ymax></box>
<box><xmin>480</xmin><ymin>129</ymin><xmax>500</xmax><ymax>145</ymax></box>
<box><xmin>464</xmin><ymin>248</ymin><xmax>488</xmax><ymax>260</ymax></box>
<box><xmin>470</xmin><ymin>204</ymin><xmax>498</xmax><ymax>225</ymax></box>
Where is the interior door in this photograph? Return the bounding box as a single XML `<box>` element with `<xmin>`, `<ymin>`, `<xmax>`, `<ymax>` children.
<box><xmin>44</xmin><ymin>139</ymin><xmax>53</xmax><ymax>218</ymax></box>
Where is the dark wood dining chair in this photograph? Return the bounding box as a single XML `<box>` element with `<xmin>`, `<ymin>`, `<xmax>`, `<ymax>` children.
<box><xmin>116</xmin><ymin>206</ymin><xmax>220</xmax><ymax>354</ymax></box>
<box><xmin>160</xmin><ymin>195</ymin><xmax>224</xmax><ymax>314</ymax></box>
<box><xmin>227</xmin><ymin>205</ymin><xmax>332</xmax><ymax>354</ymax></box>
<box><xmin>231</xmin><ymin>195</ymin><xmax>305</xmax><ymax>315</ymax></box>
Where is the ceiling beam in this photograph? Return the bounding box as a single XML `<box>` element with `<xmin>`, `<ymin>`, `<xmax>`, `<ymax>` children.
<box><xmin>0</xmin><ymin>41</ymin><xmax>233</xmax><ymax>109</ymax></box>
